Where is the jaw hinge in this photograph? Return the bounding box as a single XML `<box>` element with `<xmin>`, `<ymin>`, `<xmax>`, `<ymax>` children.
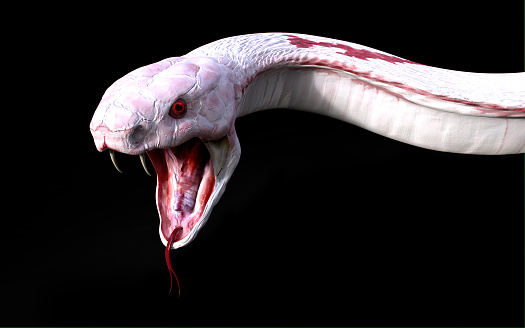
<box><xmin>204</xmin><ymin>136</ymin><xmax>229</xmax><ymax>178</ymax></box>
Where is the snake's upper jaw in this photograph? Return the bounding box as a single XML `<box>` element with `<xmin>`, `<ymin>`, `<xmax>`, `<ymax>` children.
<box><xmin>146</xmin><ymin>131</ymin><xmax>240</xmax><ymax>250</ymax></box>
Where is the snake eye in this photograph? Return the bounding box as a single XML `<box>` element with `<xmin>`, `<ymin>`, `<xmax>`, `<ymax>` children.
<box><xmin>169</xmin><ymin>98</ymin><xmax>187</xmax><ymax>119</ymax></box>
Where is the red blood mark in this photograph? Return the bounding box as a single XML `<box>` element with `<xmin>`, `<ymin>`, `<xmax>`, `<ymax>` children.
<box><xmin>495</xmin><ymin>119</ymin><xmax>509</xmax><ymax>154</ymax></box>
<box><xmin>284</xmin><ymin>35</ymin><xmax>524</xmax><ymax>114</ymax></box>
<box><xmin>165</xmin><ymin>226</ymin><xmax>184</xmax><ymax>297</ymax></box>
<box><xmin>284</xmin><ymin>34</ymin><xmax>419</xmax><ymax>65</ymax></box>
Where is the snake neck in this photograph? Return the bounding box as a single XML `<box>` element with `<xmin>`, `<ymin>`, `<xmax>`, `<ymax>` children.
<box><xmin>186</xmin><ymin>33</ymin><xmax>524</xmax><ymax>118</ymax></box>
<box><xmin>185</xmin><ymin>33</ymin><xmax>524</xmax><ymax>154</ymax></box>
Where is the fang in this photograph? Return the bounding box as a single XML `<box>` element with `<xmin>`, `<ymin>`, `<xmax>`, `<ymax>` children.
<box><xmin>139</xmin><ymin>153</ymin><xmax>152</xmax><ymax>176</ymax></box>
<box><xmin>109</xmin><ymin>149</ymin><xmax>123</xmax><ymax>173</ymax></box>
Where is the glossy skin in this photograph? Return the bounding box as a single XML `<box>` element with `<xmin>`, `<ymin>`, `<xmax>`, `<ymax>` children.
<box><xmin>90</xmin><ymin>33</ymin><xmax>525</xmax><ymax>249</ymax></box>
<box><xmin>90</xmin><ymin>56</ymin><xmax>241</xmax><ymax>248</ymax></box>
<box><xmin>90</xmin><ymin>56</ymin><xmax>237</xmax><ymax>154</ymax></box>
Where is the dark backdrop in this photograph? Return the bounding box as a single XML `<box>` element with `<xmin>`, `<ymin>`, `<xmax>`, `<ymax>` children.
<box><xmin>4</xmin><ymin>3</ymin><xmax>524</xmax><ymax>326</ymax></box>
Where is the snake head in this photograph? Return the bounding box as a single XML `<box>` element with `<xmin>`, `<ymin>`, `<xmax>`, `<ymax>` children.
<box><xmin>90</xmin><ymin>56</ymin><xmax>241</xmax><ymax>249</ymax></box>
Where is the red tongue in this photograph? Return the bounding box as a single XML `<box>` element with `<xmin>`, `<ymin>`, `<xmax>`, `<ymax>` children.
<box><xmin>165</xmin><ymin>226</ymin><xmax>183</xmax><ymax>296</ymax></box>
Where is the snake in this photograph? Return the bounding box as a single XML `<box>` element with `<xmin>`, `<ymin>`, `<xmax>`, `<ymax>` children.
<box><xmin>89</xmin><ymin>33</ymin><xmax>525</xmax><ymax>293</ymax></box>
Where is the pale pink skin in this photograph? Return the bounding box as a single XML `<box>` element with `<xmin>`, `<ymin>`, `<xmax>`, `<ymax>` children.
<box><xmin>90</xmin><ymin>56</ymin><xmax>241</xmax><ymax>248</ymax></box>
<box><xmin>90</xmin><ymin>33</ymin><xmax>525</xmax><ymax>249</ymax></box>
<box><xmin>90</xmin><ymin>56</ymin><xmax>238</xmax><ymax>154</ymax></box>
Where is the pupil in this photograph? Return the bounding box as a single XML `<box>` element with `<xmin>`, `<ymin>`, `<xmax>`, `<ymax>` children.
<box><xmin>175</xmin><ymin>103</ymin><xmax>183</xmax><ymax>111</ymax></box>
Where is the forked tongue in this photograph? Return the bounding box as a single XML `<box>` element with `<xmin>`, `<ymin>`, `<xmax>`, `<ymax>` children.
<box><xmin>165</xmin><ymin>226</ymin><xmax>183</xmax><ymax>297</ymax></box>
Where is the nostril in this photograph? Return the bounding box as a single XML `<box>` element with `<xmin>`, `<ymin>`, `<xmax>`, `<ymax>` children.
<box><xmin>90</xmin><ymin>126</ymin><xmax>110</xmax><ymax>152</ymax></box>
<box><xmin>100</xmin><ymin>136</ymin><xmax>108</xmax><ymax>151</ymax></box>
<box><xmin>129</xmin><ymin>125</ymin><xmax>148</xmax><ymax>145</ymax></box>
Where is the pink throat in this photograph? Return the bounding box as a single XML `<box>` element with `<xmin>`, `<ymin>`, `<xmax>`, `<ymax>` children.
<box><xmin>146</xmin><ymin>138</ymin><xmax>216</xmax><ymax>295</ymax></box>
<box><xmin>146</xmin><ymin>138</ymin><xmax>215</xmax><ymax>243</ymax></box>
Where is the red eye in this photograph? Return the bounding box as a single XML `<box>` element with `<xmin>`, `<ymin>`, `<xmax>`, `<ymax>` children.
<box><xmin>169</xmin><ymin>98</ymin><xmax>187</xmax><ymax>119</ymax></box>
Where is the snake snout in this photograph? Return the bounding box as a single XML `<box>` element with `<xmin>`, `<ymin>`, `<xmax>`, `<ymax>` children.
<box><xmin>90</xmin><ymin>120</ymin><xmax>154</xmax><ymax>155</ymax></box>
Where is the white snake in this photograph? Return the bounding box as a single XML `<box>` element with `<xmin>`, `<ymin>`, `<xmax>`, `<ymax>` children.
<box><xmin>90</xmin><ymin>33</ymin><xmax>524</xmax><ymax>273</ymax></box>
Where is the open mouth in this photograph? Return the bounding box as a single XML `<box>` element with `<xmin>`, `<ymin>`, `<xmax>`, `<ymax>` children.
<box><xmin>146</xmin><ymin>138</ymin><xmax>216</xmax><ymax>245</ymax></box>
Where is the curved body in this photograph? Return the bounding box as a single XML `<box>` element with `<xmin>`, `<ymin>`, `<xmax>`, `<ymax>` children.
<box><xmin>90</xmin><ymin>33</ymin><xmax>525</xmax><ymax>250</ymax></box>
<box><xmin>188</xmin><ymin>33</ymin><xmax>525</xmax><ymax>154</ymax></box>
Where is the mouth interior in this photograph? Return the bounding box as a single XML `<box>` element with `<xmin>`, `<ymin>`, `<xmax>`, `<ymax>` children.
<box><xmin>147</xmin><ymin>138</ymin><xmax>215</xmax><ymax>243</ymax></box>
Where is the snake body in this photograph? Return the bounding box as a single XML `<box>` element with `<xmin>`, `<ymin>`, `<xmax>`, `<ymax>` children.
<box><xmin>90</xmin><ymin>33</ymin><xmax>524</xmax><ymax>251</ymax></box>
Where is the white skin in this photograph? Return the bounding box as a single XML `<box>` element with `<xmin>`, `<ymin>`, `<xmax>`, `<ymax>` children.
<box><xmin>90</xmin><ymin>55</ymin><xmax>242</xmax><ymax>249</ymax></box>
<box><xmin>90</xmin><ymin>33</ymin><xmax>525</xmax><ymax>250</ymax></box>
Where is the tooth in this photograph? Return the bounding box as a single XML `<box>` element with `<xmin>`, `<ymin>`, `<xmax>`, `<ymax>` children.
<box><xmin>139</xmin><ymin>153</ymin><xmax>152</xmax><ymax>176</ymax></box>
<box><xmin>109</xmin><ymin>149</ymin><xmax>123</xmax><ymax>173</ymax></box>
<box><xmin>205</xmin><ymin>136</ymin><xmax>229</xmax><ymax>178</ymax></box>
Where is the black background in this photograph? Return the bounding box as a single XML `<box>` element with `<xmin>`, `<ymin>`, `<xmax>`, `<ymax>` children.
<box><xmin>3</xmin><ymin>3</ymin><xmax>524</xmax><ymax>326</ymax></box>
